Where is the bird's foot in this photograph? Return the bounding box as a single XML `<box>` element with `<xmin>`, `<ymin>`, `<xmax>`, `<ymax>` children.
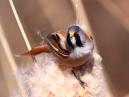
<box><xmin>79</xmin><ymin>80</ymin><xmax>87</xmax><ymax>89</ymax></box>
<box><xmin>71</xmin><ymin>70</ymin><xmax>87</xmax><ymax>89</ymax></box>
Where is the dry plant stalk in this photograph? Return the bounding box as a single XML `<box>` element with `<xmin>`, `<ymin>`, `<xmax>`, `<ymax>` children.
<box><xmin>0</xmin><ymin>25</ymin><xmax>27</xmax><ymax>97</ymax></box>
<box><xmin>9</xmin><ymin>0</ymin><xmax>31</xmax><ymax>50</ymax></box>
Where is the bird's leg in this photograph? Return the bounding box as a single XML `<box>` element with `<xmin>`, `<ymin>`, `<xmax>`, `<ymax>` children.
<box><xmin>71</xmin><ymin>69</ymin><xmax>87</xmax><ymax>89</ymax></box>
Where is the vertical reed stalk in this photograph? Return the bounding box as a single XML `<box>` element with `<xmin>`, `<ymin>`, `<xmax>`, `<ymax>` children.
<box><xmin>0</xmin><ymin>25</ymin><xmax>28</xmax><ymax>97</ymax></box>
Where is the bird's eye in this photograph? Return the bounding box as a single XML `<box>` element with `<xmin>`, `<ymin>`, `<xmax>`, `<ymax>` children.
<box><xmin>67</xmin><ymin>25</ymin><xmax>87</xmax><ymax>49</ymax></box>
<box><xmin>67</xmin><ymin>25</ymin><xmax>86</xmax><ymax>41</ymax></box>
<box><xmin>74</xmin><ymin>33</ymin><xmax>83</xmax><ymax>47</ymax></box>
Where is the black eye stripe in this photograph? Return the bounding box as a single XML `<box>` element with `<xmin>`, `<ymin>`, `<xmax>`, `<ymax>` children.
<box><xmin>74</xmin><ymin>33</ymin><xmax>83</xmax><ymax>47</ymax></box>
<box><xmin>67</xmin><ymin>33</ymin><xmax>74</xmax><ymax>49</ymax></box>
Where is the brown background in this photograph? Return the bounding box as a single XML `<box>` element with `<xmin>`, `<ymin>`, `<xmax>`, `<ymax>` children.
<box><xmin>0</xmin><ymin>0</ymin><xmax>129</xmax><ymax>97</ymax></box>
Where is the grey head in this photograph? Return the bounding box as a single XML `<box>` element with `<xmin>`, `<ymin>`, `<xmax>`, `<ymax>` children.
<box><xmin>66</xmin><ymin>25</ymin><xmax>89</xmax><ymax>51</ymax></box>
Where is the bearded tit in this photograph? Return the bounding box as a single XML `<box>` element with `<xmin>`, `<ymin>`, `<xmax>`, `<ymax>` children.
<box><xmin>19</xmin><ymin>25</ymin><xmax>94</xmax><ymax>88</ymax></box>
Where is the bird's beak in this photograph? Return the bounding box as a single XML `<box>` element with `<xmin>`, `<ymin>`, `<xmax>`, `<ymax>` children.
<box><xmin>69</xmin><ymin>32</ymin><xmax>74</xmax><ymax>38</ymax></box>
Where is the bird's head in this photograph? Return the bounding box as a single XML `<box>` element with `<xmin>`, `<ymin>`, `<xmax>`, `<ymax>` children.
<box><xmin>66</xmin><ymin>25</ymin><xmax>94</xmax><ymax>56</ymax></box>
<box><xmin>66</xmin><ymin>25</ymin><xmax>93</xmax><ymax>51</ymax></box>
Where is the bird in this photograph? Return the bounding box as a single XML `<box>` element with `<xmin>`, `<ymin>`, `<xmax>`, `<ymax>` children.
<box><xmin>19</xmin><ymin>25</ymin><xmax>95</xmax><ymax>88</ymax></box>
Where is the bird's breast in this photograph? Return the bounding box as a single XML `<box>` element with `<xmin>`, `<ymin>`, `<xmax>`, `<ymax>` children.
<box><xmin>55</xmin><ymin>53</ymin><xmax>93</xmax><ymax>68</ymax></box>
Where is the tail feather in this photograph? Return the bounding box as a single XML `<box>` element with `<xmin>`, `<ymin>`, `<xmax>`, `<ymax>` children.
<box><xmin>16</xmin><ymin>44</ymin><xmax>50</xmax><ymax>56</ymax></box>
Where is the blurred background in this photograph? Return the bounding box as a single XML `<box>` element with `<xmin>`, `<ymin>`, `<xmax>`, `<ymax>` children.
<box><xmin>0</xmin><ymin>0</ymin><xmax>129</xmax><ymax>97</ymax></box>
